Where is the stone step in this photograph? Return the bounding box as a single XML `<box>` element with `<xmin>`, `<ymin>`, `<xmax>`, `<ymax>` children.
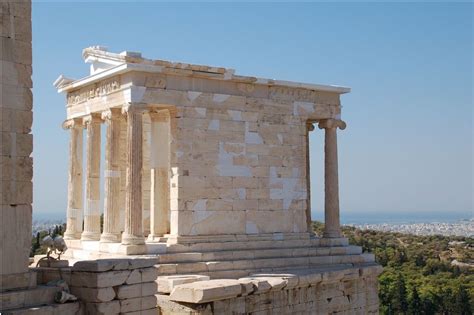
<box><xmin>63</xmin><ymin>237</ymin><xmax>349</xmax><ymax>259</ymax></box>
<box><xmin>0</xmin><ymin>271</ymin><xmax>36</xmax><ymax>294</ymax></box>
<box><xmin>204</xmin><ymin>263</ymin><xmax>361</xmax><ymax>280</ymax></box>
<box><xmin>0</xmin><ymin>272</ymin><xmax>37</xmax><ymax>293</ymax></box>
<box><xmin>156</xmin><ymin>253</ymin><xmax>375</xmax><ymax>279</ymax></box>
<box><xmin>156</xmin><ymin>245</ymin><xmax>363</xmax><ymax>264</ymax></box>
<box><xmin>163</xmin><ymin>237</ymin><xmax>349</xmax><ymax>254</ymax></box>
<box><xmin>0</xmin><ymin>286</ymin><xmax>60</xmax><ymax>311</ymax></box>
<box><xmin>1</xmin><ymin>302</ymin><xmax>81</xmax><ymax>315</ymax></box>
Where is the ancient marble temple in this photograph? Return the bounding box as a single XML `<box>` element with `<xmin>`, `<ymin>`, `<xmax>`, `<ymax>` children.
<box><xmin>54</xmin><ymin>46</ymin><xmax>349</xmax><ymax>256</ymax></box>
<box><xmin>52</xmin><ymin>47</ymin><xmax>382</xmax><ymax>314</ymax></box>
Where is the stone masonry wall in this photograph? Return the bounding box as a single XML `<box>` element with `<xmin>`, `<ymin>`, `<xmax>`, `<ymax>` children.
<box><xmin>161</xmin><ymin>89</ymin><xmax>341</xmax><ymax>237</ymax></box>
<box><xmin>0</xmin><ymin>0</ymin><xmax>33</xmax><ymax>276</ymax></box>
<box><xmin>36</xmin><ymin>258</ymin><xmax>159</xmax><ymax>315</ymax></box>
<box><xmin>70</xmin><ymin>258</ymin><xmax>159</xmax><ymax>314</ymax></box>
<box><xmin>157</xmin><ymin>264</ymin><xmax>382</xmax><ymax>314</ymax></box>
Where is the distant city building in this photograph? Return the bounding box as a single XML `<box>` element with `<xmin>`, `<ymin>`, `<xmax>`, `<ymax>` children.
<box><xmin>350</xmin><ymin>220</ymin><xmax>473</xmax><ymax>237</ymax></box>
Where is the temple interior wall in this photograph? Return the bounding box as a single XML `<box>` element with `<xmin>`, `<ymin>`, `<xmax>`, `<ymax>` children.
<box><xmin>0</xmin><ymin>1</ymin><xmax>33</xmax><ymax>276</ymax></box>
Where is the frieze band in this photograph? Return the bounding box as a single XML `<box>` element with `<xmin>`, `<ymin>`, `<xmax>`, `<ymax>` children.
<box><xmin>67</xmin><ymin>78</ymin><xmax>121</xmax><ymax>106</ymax></box>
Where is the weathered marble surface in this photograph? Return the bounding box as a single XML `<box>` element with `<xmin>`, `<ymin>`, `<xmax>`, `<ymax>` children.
<box><xmin>158</xmin><ymin>264</ymin><xmax>382</xmax><ymax>314</ymax></box>
<box><xmin>56</xmin><ymin>47</ymin><xmax>351</xmax><ymax>251</ymax></box>
<box><xmin>0</xmin><ymin>0</ymin><xmax>33</xmax><ymax>278</ymax></box>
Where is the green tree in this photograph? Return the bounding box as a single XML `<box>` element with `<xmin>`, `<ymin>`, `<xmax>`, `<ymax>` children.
<box><xmin>455</xmin><ymin>285</ymin><xmax>473</xmax><ymax>315</ymax></box>
<box><xmin>439</xmin><ymin>288</ymin><xmax>456</xmax><ymax>315</ymax></box>
<box><xmin>392</xmin><ymin>273</ymin><xmax>408</xmax><ymax>314</ymax></box>
<box><xmin>35</xmin><ymin>232</ymin><xmax>40</xmax><ymax>247</ymax></box>
<box><xmin>421</xmin><ymin>293</ymin><xmax>437</xmax><ymax>315</ymax></box>
<box><xmin>408</xmin><ymin>286</ymin><xmax>421</xmax><ymax>315</ymax></box>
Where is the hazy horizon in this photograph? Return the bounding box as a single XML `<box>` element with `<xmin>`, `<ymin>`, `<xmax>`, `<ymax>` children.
<box><xmin>33</xmin><ymin>209</ymin><xmax>473</xmax><ymax>224</ymax></box>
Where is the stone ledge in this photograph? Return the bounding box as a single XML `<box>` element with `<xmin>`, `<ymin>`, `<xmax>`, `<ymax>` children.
<box><xmin>169</xmin><ymin>279</ymin><xmax>242</xmax><ymax>303</ymax></box>
<box><xmin>72</xmin><ymin>257</ymin><xmax>158</xmax><ymax>272</ymax></box>
<box><xmin>167</xmin><ymin>263</ymin><xmax>382</xmax><ymax>304</ymax></box>
<box><xmin>157</xmin><ymin>275</ymin><xmax>210</xmax><ymax>294</ymax></box>
<box><xmin>0</xmin><ymin>271</ymin><xmax>36</xmax><ymax>292</ymax></box>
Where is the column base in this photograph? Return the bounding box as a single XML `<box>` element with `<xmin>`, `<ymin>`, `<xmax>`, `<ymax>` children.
<box><xmin>122</xmin><ymin>233</ymin><xmax>145</xmax><ymax>245</ymax></box>
<box><xmin>147</xmin><ymin>234</ymin><xmax>168</xmax><ymax>243</ymax></box>
<box><xmin>323</xmin><ymin>230</ymin><xmax>343</xmax><ymax>238</ymax></box>
<box><xmin>81</xmin><ymin>231</ymin><xmax>101</xmax><ymax>241</ymax></box>
<box><xmin>100</xmin><ymin>232</ymin><xmax>122</xmax><ymax>243</ymax></box>
<box><xmin>63</xmin><ymin>232</ymin><xmax>81</xmax><ymax>240</ymax></box>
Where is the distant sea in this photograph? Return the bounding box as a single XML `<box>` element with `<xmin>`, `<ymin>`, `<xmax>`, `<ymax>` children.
<box><xmin>34</xmin><ymin>210</ymin><xmax>473</xmax><ymax>225</ymax></box>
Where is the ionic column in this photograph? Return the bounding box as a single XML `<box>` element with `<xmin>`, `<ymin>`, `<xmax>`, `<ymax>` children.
<box><xmin>81</xmin><ymin>113</ymin><xmax>102</xmax><ymax>241</ymax></box>
<box><xmin>122</xmin><ymin>105</ymin><xmax>146</xmax><ymax>245</ymax></box>
<box><xmin>100</xmin><ymin>109</ymin><xmax>123</xmax><ymax>243</ymax></box>
<box><xmin>119</xmin><ymin>119</ymin><xmax>127</xmax><ymax>233</ymax></box>
<box><xmin>318</xmin><ymin>119</ymin><xmax>346</xmax><ymax>238</ymax></box>
<box><xmin>305</xmin><ymin>122</ymin><xmax>315</xmax><ymax>234</ymax></box>
<box><xmin>63</xmin><ymin>118</ymin><xmax>84</xmax><ymax>240</ymax></box>
<box><xmin>148</xmin><ymin>110</ymin><xmax>170</xmax><ymax>240</ymax></box>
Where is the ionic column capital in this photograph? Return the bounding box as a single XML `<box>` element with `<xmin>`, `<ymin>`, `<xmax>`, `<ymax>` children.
<box><xmin>306</xmin><ymin>121</ymin><xmax>315</xmax><ymax>132</ymax></box>
<box><xmin>83</xmin><ymin>113</ymin><xmax>102</xmax><ymax>126</ymax></box>
<box><xmin>101</xmin><ymin>108</ymin><xmax>123</xmax><ymax>121</ymax></box>
<box><xmin>121</xmin><ymin>103</ymin><xmax>148</xmax><ymax>116</ymax></box>
<box><xmin>62</xmin><ymin>118</ymin><xmax>83</xmax><ymax>130</ymax></box>
<box><xmin>318</xmin><ymin>119</ymin><xmax>346</xmax><ymax>130</ymax></box>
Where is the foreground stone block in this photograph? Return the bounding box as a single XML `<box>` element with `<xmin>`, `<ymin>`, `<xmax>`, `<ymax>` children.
<box><xmin>72</xmin><ymin>258</ymin><xmax>158</xmax><ymax>272</ymax></box>
<box><xmin>70</xmin><ymin>286</ymin><xmax>116</xmax><ymax>302</ymax></box>
<box><xmin>85</xmin><ymin>300</ymin><xmax>120</xmax><ymax>315</ymax></box>
<box><xmin>237</xmin><ymin>277</ymin><xmax>272</xmax><ymax>294</ymax></box>
<box><xmin>0</xmin><ymin>272</ymin><xmax>36</xmax><ymax>292</ymax></box>
<box><xmin>120</xmin><ymin>295</ymin><xmax>157</xmax><ymax>313</ymax></box>
<box><xmin>157</xmin><ymin>275</ymin><xmax>210</xmax><ymax>294</ymax></box>
<box><xmin>115</xmin><ymin>282</ymin><xmax>157</xmax><ymax>300</ymax></box>
<box><xmin>70</xmin><ymin>270</ymin><xmax>130</xmax><ymax>288</ymax></box>
<box><xmin>169</xmin><ymin>279</ymin><xmax>242</xmax><ymax>303</ymax></box>
<box><xmin>72</xmin><ymin>259</ymin><xmax>130</xmax><ymax>272</ymax></box>
<box><xmin>120</xmin><ymin>308</ymin><xmax>158</xmax><ymax>315</ymax></box>
<box><xmin>250</xmin><ymin>273</ymin><xmax>299</xmax><ymax>289</ymax></box>
<box><xmin>237</xmin><ymin>279</ymin><xmax>256</xmax><ymax>296</ymax></box>
<box><xmin>126</xmin><ymin>267</ymin><xmax>159</xmax><ymax>285</ymax></box>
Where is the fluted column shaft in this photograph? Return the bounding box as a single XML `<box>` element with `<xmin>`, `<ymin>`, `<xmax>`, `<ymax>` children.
<box><xmin>149</xmin><ymin>111</ymin><xmax>170</xmax><ymax>240</ymax></box>
<box><xmin>101</xmin><ymin>109</ymin><xmax>123</xmax><ymax>243</ymax></box>
<box><xmin>319</xmin><ymin>119</ymin><xmax>346</xmax><ymax>238</ymax></box>
<box><xmin>82</xmin><ymin>113</ymin><xmax>102</xmax><ymax>241</ymax></box>
<box><xmin>305</xmin><ymin>122</ymin><xmax>315</xmax><ymax>234</ymax></box>
<box><xmin>122</xmin><ymin>106</ymin><xmax>145</xmax><ymax>245</ymax></box>
<box><xmin>63</xmin><ymin>119</ymin><xmax>83</xmax><ymax>240</ymax></box>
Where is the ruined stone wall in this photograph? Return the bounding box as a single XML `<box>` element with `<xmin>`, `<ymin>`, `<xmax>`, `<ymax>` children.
<box><xmin>157</xmin><ymin>265</ymin><xmax>381</xmax><ymax>314</ymax></box>
<box><xmin>0</xmin><ymin>0</ymin><xmax>33</xmax><ymax>276</ymax></box>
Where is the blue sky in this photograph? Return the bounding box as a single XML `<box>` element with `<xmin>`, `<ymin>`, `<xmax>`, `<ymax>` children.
<box><xmin>31</xmin><ymin>2</ymin><xmax>472</xmax><ymax>221</ymax></box>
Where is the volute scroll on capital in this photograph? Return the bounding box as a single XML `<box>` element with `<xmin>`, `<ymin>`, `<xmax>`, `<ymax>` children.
<box><xmin>62</xmin><ymin>118</ymin><xmax>83</xmax><ymax>130</ymax></box>
<box><xmin>318</xmin><ymin>118</ymin><xmax>347</xmax><ymax>131</ymax></box>
<box><xmin>82</xmin><ymin>113</ymin><xmax>102</xmax><ymax>126</ymax></box>
<box><xmin>121</xmin><ymin>103</ymin><xmax>149</xmax><ymax>116</ymax></box>
<box><xmin>101</xmin><ymin>108</ymin><xmax>123</xmax><ymax>121</ymax></box>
